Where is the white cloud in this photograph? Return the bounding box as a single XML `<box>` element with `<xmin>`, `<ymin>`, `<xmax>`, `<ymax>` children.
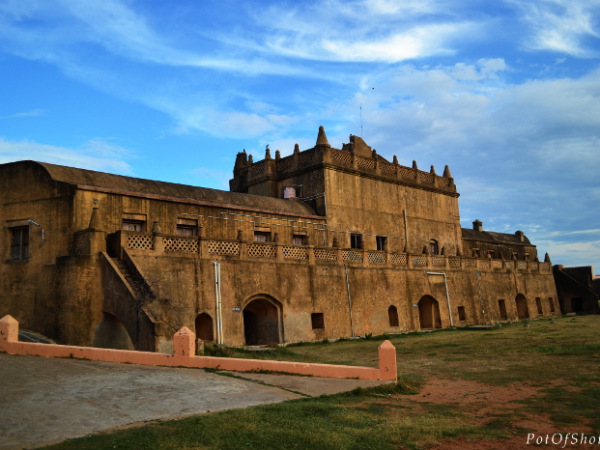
<box><xmin>364</xmin><ymin>0</ymin><xmax>437</xmax><ymax>15</ymax></box>
<box><xmin>341</xmin><ymin>60</ymin><xmax>600</xmax><ymax>269</ymax></box>
<box><xmin>0</xmin><ymin>109</ymin><xmax>45</xmax><ymax>119</ymax></box>
<box><xmin>535</xmin><ymin>238</ymin><xmax>600</xmax><ymax>271</ymax></box>
<box><xmin>0</xmin><ymin>137</ymin><xmax>134</xmax><ymax>174</ymax></box>
<box><xmin>511</xmin><ymin>0</ymin><xmax>600</xmax><ymax>57</ymax></box>
<box><xmin>264</xmin><ymin>23</ymin><xmax>464</xmax><ymax>62</ymax></box>
<box><xmin>249</xmin><ymin>0</ymin><xmax>477</xmax><ymax>63</ymax></box>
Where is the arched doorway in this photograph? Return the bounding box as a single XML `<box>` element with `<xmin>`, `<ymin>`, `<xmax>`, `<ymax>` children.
<box><xmin>195</xmin><ymin>313</ymin><xmax>214</xmax><ymax>342</ymax></box>
<box><xmin>418</xmin><ymin>296</ymin><xmax>441</xmax><ymax>329</ymax></box>
<box><xmin>92</xmin><ymin>312</ymin><xmax>134</xmax><ymax>350</ymax></box>
<box><xmin>388</xmin><ymin>305</ymin><xmax>399</xmax><ymax>327</ymax></box>
<box><xmin>243</xmin><ymin>297</ymin><xmax>282</xmax><ymax>345</ymax></box>
<box><xmin>515</xmin><ymin>294</ymin><xmax>529</xmax><ymax>319</ymax></box>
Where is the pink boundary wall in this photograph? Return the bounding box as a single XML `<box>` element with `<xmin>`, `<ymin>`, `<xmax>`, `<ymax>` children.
<box><xmin>0</xmin><ymin>315</ymin><xmax>397</xmax><ymax>382</ymax></box>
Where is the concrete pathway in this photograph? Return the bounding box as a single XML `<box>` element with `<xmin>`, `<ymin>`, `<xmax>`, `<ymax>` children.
<box><xmin>0</xmin><ymin>353</ymin><xmax>387</xmax><ymax>449</ymax></box>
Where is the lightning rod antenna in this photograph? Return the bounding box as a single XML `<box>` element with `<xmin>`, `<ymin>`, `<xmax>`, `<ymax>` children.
<box><xmin>360</xmin><ymin>104</ymin><xmax>363</xmax><ymax>137</ymax></box>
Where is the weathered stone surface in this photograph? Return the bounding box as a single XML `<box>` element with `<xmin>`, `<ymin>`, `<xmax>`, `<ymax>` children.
<box><xmin>0</xmin><ymin>128</ymin><xmax>559</xmax><ymax>350</ymax></box>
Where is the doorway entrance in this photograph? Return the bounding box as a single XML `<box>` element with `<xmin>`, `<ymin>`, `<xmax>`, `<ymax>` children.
<box><xmin>515</xmin><ymin>294</ymin><xmax>530</xmax><ymax>319</ymax></box>
<box><xmin>418</xmin><ymin>295</ymin><xmax>441</xmax><ymax>329</ymax></box>
<box><xmin>195</xmin><ymin>313</ymin><xmax>214</xmax><ymax>342</ymax></box>
<box><xmin>243</xmin><ymin>298</ymin><xmax>282</xmax><ymax>345</ymax></box>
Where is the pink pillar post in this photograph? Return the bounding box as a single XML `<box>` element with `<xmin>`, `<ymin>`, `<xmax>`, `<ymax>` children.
<box><xmin>0</xmin><ymin>315</ymin><xmax>19</xmax><ymax>351</ymax></box>
<box><xmin>173</xmin><ymin>327</ymin><xmax>195</xmax><ymax>360</ymax></box>
<box><xmin>378</xmin><ymin>340</ymin><xmax>397</xmax><ymax>382</ymax></box>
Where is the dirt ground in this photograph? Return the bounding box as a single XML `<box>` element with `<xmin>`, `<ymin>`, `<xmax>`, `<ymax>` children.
<box><xmin>397</xmin><ymin>378</ymin><xmax>595</xmax><ymax>450</ymax></box>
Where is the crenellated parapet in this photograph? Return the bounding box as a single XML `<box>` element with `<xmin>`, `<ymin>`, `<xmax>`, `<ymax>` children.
<box><xmin>230</xmin><ymin>126</ymin><xmax>458</xmax><ymax>198</ymax></box>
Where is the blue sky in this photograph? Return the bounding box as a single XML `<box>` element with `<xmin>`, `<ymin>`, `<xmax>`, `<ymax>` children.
<box><xmin>1</xmin><ymin>0</ymin><xmax>599</xmax><ymax>271</ymax></box>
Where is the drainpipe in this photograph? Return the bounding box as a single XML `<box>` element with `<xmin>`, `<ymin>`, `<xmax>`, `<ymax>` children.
<box><xmin>344</xmin><ymin>264</ymin><xmax>355</xmax><ymax>337</ymax></box>
<box><xmin>427</xmin><ymin>272</ymin><xmax>454</xmax><ymax>327</ymax></box>
<box><xmin>403</xmin><ymin>209</ymin><xmax>409</xmax><ymax>250</ymax></box>
<box><xmin>213</xmin><ymin>262</ymin><xmax>223</xmax><ymax>345</ymax></box>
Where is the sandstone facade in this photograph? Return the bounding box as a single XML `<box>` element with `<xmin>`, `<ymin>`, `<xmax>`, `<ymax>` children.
<box><xmin>0</xmin><ymin>128</ymin><xmax>559</xmax><ymax>350</ymax></box>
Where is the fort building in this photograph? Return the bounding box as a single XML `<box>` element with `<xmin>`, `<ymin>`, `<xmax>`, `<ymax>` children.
<box><xmin>0</xmin><ymin>127</ymin><xmax>559</xmax><ymax>351</ymax></box>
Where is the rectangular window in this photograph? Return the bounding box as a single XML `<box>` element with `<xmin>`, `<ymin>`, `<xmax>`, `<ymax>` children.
<box><xmin>350</xmin><ymin>233</ymin><xmax>363</xmax><ymax>249</ymax></box>
<box><xmin>457</xmin><ymin>306</ymin><xmax>466</xmax><ymax>321</ymax></box>
<box><xmin>254</xmin><ymin>231</ymin><xmax>271</xmax><ymax>242</ymax></box>
<box><xmin>10</xmin><ymin>226</ymin><xmax>29</xmax><ymax>261</ymax></box>
<box><xmin>548</xmin><ymin>297</ymin><xmax>555</xmax><ymax>313</ymax></box>
<box><xmin>536</xmin><ymin>297</ymin><xmax>543</xmax><ymax>316</ymax></box>
<box><xmin>122</xmin><ymin>219</ymin><xmax>146</xmax><ymax>232</ymax></box>
<box><xmin>376</xmin><ymin>236</ymin><xmax>387</xmax><ymax>251</ymax></box>
<box><xmin>311</xmin><ymin>313</ymin><xmax>325</xmax><ymax>330</ymax></box>
<box><xmin>498</xmin><ymin>299</ymin><xmax>508</xmax><ymax>319</ymax></box>
<box><xmin>292</xmin><ymin>234</ymin><xmax>308</xmax><ymax>246</ymax></box>
<box><xmin>177</xmin><ymin>219</ymin><xmax>198</xmax><ymax>237</ymax></box>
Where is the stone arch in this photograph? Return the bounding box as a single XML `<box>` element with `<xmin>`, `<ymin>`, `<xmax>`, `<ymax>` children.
<box><xmin>388</xmin><ymin>305</ymin><xmax>399</xmax><ymax>327</ymax></box>
<box><xmin>92</xmin><ymin>312</ymin><xmax>134</xmax><ymax>350</ymax></box>
<box><xmin>195</xmin><ymin>313</ymin><xmax>214</xmax><ymax>342</ymax></box>
<box><xmin>243</xmin><ymin>296</ymin><xmax>283</xmax><ymax>346</ymax></box>
<box><xmin>418</xmin><ymin>295</ymin><xmax>441</xmax><ymax>329</ymax></box>
<box><xmin>515</xmin><ymin>294</ymin><xmax>529</xmax><ymax>319</ymax></box>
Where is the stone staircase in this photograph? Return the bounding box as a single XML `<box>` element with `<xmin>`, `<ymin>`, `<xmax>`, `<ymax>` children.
<box><xmin>111</xmin><ymin>258</ymin><xmax>146</xmax><ymax>299</ymax></box>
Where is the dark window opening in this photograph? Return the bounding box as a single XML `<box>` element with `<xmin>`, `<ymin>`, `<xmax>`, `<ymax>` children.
<box><xmin>472</xmin><ymin>248</ymin><xmax>481</xmax><ymax>258</ymax></box>
<box><xmin>457</xmin><ymin>306</ymin><xmax>466</xmax><ymax>321</ymax></box>
<box><xmin>177</xmin><ymin>219</ymin><xmax>198</xmax><ymax>237</ymax></box>
<box><xmin>311</xmin><ymin>313</ymin><xmax>325</xmax><ymax>330</ymax></box>
<box><xmin>177</xmin><ymin>224</ymin><xmax>197</xmax><ymax>237</ymax></box>
<box><xmin>498</xmin><ymin>299</ymin><xmax>508</xmax><ymax>319</ymax></box>
<box><xmin>487</xmin><ymin>251</ymin><xmax>495</xmax><ymax>259</ymax></box>
<box><xmin>376</xmin><ymin>236</ymin><xmax>387</xmax><ymax>251</ymax></box>
<box><xmin>535</xmin><ymin>297</ymin><xmax>543</xmax><ymax>316</ymax></box>
<box><xmin>350</xmin><ymin>233</ymin><xmax>363</xmax><ymax>249</ymax></box>
<box><xmin>388</xmin><ymin>305</ymin><xmax>399</xmax><ymax>327</ymax></box>
<box><xmin>254</xmin><ymin>231</ymin><xmax>271</xmax><ymax>242</ymax></box>
<box><xmin>10</xmin><ymin>226</ymin><xmax>29</xmax><ymax>261</ymax></box>
<box><xmin>429</xmin><ymin>239</ymin><xmax>439</xmax><ymax>255</ymax></box>
<box><xmin>122</xmin><ymin>219</ymin><xmax>145</xmax><ymax>232</ymax></box>
<box><xmin>292</xmin><ymin>234</ymin><xmax>308</xmax><ymax>246</ymax></box>
<box><xmin>548</xmin><ymin>297</ymin><xmax>555</xmax><ymax>313</ymax></box>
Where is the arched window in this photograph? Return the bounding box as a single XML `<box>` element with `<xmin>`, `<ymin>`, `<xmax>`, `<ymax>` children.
<box><xmin>388</xmin><ymin>305</ymin><xmax>399</xmax><ymax>327</ymax></box>
<box><xmin>429</xmin><ymin>239</ymin><xmax>439</xmax><ymax>255</ymax></box>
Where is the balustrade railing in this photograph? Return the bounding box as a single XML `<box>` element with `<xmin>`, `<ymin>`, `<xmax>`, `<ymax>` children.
<box><xmin>93</xmin><ymin>230</ymin><xmax>548</xmax><ymax>273</ymax></box>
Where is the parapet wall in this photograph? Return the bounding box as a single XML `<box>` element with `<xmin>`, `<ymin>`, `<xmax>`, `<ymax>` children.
<box><xmin>234</xmin><ymin>146</ymin><xmax>457</xmax><ymax>197</ymax></box>
<box><xmin>0</xmin><ymin>315</ymin><xmax>397</xmax><ymax>382</ymax></box>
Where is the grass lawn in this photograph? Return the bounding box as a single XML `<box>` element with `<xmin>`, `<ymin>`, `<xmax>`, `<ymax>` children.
<box><xmin>40</xmin><ymin>315</ymin><xmax>600</xmax><ymax>450</ymax></box>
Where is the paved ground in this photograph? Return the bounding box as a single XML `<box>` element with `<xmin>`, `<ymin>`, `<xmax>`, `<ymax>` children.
<box><xmin>0</xmin><ymin>353</ymin><xmax>386</xmax><ymax>449</ymax></box>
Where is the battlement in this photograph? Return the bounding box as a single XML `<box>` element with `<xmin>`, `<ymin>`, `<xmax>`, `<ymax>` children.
<box><xmin>230</xmin><ymin>127</ymin><xmax>458</xmax><ymax>198</ymax></box>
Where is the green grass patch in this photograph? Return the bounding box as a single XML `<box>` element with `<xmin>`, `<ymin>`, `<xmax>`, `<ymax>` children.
<box><xmin>37</xmin><ymin>315</ymin><xmax>600</xmax><ymax>450</ymax></box>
